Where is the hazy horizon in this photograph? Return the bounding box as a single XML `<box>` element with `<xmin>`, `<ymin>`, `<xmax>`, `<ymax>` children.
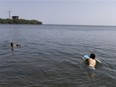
<box><xmin>1</xmin><ymin>0</ymin><xmax>116</xmax><ymax>26</ymax></box>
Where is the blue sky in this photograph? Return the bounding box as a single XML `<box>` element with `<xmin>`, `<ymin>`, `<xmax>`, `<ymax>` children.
<box><xmin>0</xmin><ymin>0</ymin><xmax>116</xmax><ymax>25</ymax></box>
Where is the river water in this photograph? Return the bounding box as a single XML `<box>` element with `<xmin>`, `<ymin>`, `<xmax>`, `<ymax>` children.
<box><xmin>0</xmin><ymin>24</ymin><xmax>116</xmax><ymax>87</ymax></box>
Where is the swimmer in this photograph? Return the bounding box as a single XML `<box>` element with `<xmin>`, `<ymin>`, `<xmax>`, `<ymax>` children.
<box><xmin>10</xmin><ymin>42</ymin><xmax>21</xmax><ymax>48</ymax></box>
<box><xmin>85</xmin><ymin>53</ymin><xmax>96</xmax><ymax>69</ymax></box>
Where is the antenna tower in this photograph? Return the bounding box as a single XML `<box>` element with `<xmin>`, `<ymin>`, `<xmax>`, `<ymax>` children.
<box><xmin>9</xmin><ymin>10</ymin><xmax>11</xmax><ymax>19</ymax></box>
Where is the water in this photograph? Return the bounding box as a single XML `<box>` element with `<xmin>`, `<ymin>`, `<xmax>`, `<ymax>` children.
<box><xmin>0</xmin><ymin>24</ymin><xmax>116</xmax><ymax>87</ymax></box>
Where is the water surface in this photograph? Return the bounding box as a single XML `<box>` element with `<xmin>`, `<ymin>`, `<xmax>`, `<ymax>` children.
<box><xmin>0</xmin><ymin>24</ymin><xmax>116</xmax><ymax>87</ymax></box>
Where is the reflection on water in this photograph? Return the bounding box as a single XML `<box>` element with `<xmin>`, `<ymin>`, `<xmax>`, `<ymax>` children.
<box><xmin>0</xmin><ymin>24</ymin><xmax>116</xmax><ymax>87</ymax></box>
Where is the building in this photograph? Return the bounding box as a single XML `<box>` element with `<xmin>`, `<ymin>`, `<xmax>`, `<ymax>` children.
<box><xmin>12</xmin><ymin>16</ymin><xmax>19</xmax><ymax>19</ymax></box>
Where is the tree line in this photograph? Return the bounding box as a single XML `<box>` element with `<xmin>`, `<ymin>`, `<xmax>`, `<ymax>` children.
<box><xmin>0</xmin><ymin>18</ymin><xmax>42</xmax><ymax>24</ymax></box>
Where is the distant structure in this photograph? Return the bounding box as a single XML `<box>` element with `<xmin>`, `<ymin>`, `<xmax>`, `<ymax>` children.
<box><xmin>0</xmin><ymin>14</ymin><xmax>42</xmax><ymax>24</ymax></box>
<box><xmin>12</xmin><ymin>16</ymin><xmax>19</xmax><ymax>19</ymax></box>
<box><xmin>9</xmin><ymin>11</ymin><xmax>11</xmax><ymax>19</ymax></box>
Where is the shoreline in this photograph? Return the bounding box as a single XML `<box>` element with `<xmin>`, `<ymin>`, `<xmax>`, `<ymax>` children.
<box><xmin>0</xmin><ymin>18</ymin><xmax>42</xmax><ymax>25</ymax></box>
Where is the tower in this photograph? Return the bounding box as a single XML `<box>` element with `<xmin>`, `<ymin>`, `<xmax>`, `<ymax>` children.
<box><xmin>9</xmin><ymin>10</ymin><xmax>11</xmax><ymax>19</ymax></box>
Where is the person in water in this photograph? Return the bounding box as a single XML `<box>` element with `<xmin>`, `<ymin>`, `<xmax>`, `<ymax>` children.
<box><xmin>10</xmin><ymin>42</ymin><xmax>21</xmax><ymax>48</ymax></box>
<box><xmin>86</xmin><ymin>53</ymin><xmax>96</xmax><ymax>69</ymax></box>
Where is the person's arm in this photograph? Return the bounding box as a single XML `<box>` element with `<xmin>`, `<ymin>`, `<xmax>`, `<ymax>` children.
<box><xmin>85</xmin><ymin>59</ymin><xmax>89</xmax><ymax>65</ymax></box>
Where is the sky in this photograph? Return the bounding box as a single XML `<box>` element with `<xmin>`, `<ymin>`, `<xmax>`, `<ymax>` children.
<box><xmin>0</xmin><ymin>0</ymin><xmax>116</xmax><ymax>25</ymax></box>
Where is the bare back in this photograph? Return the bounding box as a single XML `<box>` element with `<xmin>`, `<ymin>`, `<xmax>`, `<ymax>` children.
<box><xmin>88</xmin><ymin>58</ymin><xmax>96</xmax><ymax>68</ymax></box>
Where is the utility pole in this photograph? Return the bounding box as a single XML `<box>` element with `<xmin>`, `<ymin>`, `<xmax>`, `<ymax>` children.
<box><xmin>9</xmin><ymin>10</ymin><xmax>11</xmax><ymax>19</ymax></box>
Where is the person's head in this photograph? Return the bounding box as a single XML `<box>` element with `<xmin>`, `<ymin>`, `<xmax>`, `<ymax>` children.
<box><xmin>90</xmin><ymin>53</ymin><xmax>96</xmax><ymax>59</ymax></box>
<box><xmin>10</xmin><ymin>42</ymin><xmax>13</xmax><ymax>47</ymax></box>
<box><xmin>16</xmin><ymin>44</ymin><xmax>21</xmax><ymax>47</ymax></box>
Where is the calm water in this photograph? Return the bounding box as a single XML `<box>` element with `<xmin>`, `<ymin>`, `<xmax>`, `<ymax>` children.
<box><xmin>0</xmin><ymin>24</ymin><xmax>116</xmax><ymax>87</ymax></box>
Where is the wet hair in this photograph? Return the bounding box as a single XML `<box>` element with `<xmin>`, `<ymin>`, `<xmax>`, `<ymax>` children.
<box><xmin>90</xmin><ymin>53</ymin><xmax>96</xmax><ymax>59</ymax></box>
<box><xmin>10</xmin><ymin>42</ymin><xmax>13</xmax><ymax>47</ymax></box>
